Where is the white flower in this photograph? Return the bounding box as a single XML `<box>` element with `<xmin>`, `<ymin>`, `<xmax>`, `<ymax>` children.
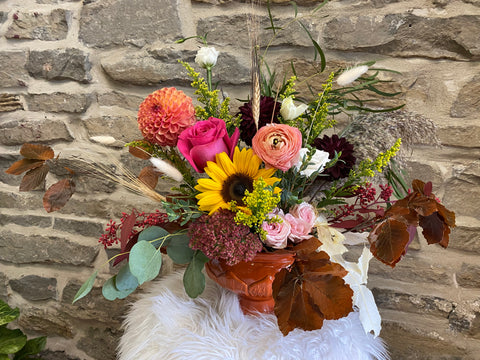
<box><xmin>195</xmin><ymin>47</ymin><xmax>219</xmax><ymax>69</ymax></box>
<box><xmin>90</xmin><ymin>136</ymin><xmax>116</xmax><ymax>145</ymax></box>
<box><xmin>336</xmin><ymin>65</ymin><xmax>369</xmax><ymax>86</ymax></box>
<box><xmin>280</xmin><ymin>96</ymin><xmax>308</xmax><ymax>121</ymax></box>
<box><xmin>295</xmin><ymin>148</ymin><xmax>330</xmax><ymax>177</ymax></box>
<box><xmin>149</xmin><ymin>157</ymin><xmax>184</xmax><ymax>182</ymax></box>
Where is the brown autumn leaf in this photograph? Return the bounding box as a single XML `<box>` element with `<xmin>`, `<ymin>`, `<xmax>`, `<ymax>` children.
<box><xmin>43</xmin><ymin>179</ymin><xmax>76</xmax><ymax>213</ymax></box>
<box><xmin>19</xmin><ymin>164</ymin><xmax>49</xmax><ymax>191</ymax></box>
<box><xmin>138</xmin><ymin>166</ymin><xmax>159</xmax><ymax>189</ymax></box>
<box><xmin>20</xmin><ymin>143</ymin><xmax>54</xmax><ymax>160</ymax></box>
<box><xmin>5</xmin><ymin>158</ymin><xmax>45</xmax><ymax>175</ymax></box>
<box><xmin>273</xmin><ymin>237</ymin><xmax>353</xmax><ymax>335</ymax></box>
<box><xmin>129</xmin><ymin>145</ymin><xmax>151</xmax><ymax>160</ymax></box>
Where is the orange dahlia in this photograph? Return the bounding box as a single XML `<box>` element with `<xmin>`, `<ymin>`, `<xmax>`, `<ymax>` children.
<box><xmin>137</xmin><ymin>87</ymin><xmax>196</xmax><ymax>147</ymax></box>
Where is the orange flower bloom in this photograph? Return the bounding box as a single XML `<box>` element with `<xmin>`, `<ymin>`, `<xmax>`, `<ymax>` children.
<box><xmin>137</xmin><ymin>87</ymin><xmax>196</xmax><ymax>147</ymax></box>
<box><xmin>251</xmin><ymin>124</ymin><xmax>302</xmax><ymax>172</ymax></box>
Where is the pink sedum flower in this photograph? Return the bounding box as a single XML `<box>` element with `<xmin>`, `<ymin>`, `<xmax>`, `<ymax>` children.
<box><xmin>137</xmin><ymin>87</ymin><xmax>196</xmax><ymax>147</ymax></box>
<box><xmin>262</xmin><ymin>209</ymin><xmax>291</xmax><ymax>249</ymax></box>
<box><xmin>251</xmin><ymin>123</ymin><xmax>302</xmax><ymax>172</ymax></box>
<box><xmin>177</xmin><ymin>117</ymin><xmax>240</xmax><ymax>173</ymax></box>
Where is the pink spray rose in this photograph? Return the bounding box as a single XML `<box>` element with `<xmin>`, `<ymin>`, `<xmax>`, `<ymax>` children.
<box><xmin>262</xmin><ymin>209</ymin><xmax>291</xmax><ymax>249</ymax></box>
<box><xmin>285</xmin><ymin>202</ymin><xmax>316</xmax><ymax>243</ymax></box>
<box><xmin>251</xmin><ymin>124</ymin><xmax>302</xmax><ymax>172</ymax></box>
<box><xmin>177</xmin><ymin>117</ymin><xmax>240</xmax><ymax>173</ymax></box>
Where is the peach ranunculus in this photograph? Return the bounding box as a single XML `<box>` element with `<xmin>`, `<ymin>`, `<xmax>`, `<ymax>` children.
<box><xmin>251</xmin><ymin>124</ymin><xmax>302</xmax><ymax>172</ymax></box>
<box><xmin>262</xmin><ymin>209</ymin><xmax>291</xmax><ymax>249</ymax></box>
<box><xmin>285</xmin><ymin>202</ymin><xmax>316</xmax><ymax>243</ymax></box>
<box><xmin>137</xmin><ymin>87</ymin><xmax>196</xmax><ymax>147</ymax></box>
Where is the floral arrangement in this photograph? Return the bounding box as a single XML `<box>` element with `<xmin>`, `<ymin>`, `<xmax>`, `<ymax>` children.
<box><xmin>6</xmin><ymin>3</ymin><xmax>456</xmax><ymax>338</ymax></box>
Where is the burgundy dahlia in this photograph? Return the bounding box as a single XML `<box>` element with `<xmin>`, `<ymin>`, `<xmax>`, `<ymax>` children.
<box><xmin>237</xmin><ymin>96</ymin><xmax>281</xmax><ymax>146</ymax></box>
<box><xmin>313</xmin><ymin>134</ymin><xmax>356</xmax><ymax>180</ymax></box>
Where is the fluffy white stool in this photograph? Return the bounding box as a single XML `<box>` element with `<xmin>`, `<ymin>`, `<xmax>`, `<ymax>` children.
<box><xmin>118</xmin><ymin>271</ymin><xmax>389</xmax><ymax>360</ymax></box>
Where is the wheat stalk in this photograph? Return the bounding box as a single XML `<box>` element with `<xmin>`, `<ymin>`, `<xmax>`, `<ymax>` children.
<box><xmin>248</xmin><ymin>0</ymin><xmax>261</xmax><ymax>130</ymax></box>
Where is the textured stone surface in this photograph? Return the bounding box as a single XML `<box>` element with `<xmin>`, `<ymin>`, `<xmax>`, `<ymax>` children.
<box><xmin>97</xmin><ymin>91</ymin><xmax>144</xmax><ymax>110</ymax></box>
<box><xmin>373</xmin><ymin>288</ymin><xmax>453</xmax><ymax>317</ymax></box>
<box><xmin>0</xmin><ymin>116</ymin><xmax>72</xmax><ymax>145</ymax></box>
<box><xmin>0</xmin><ymin>51</ymin><xmax>29</xmax><ymax>87</ymax></box>
<box><xmin>27</xmin><ymin>48</ymin><xmax>91</xmax><ymax>83</ymax></box>
<box><xmin>83</xmin><ymin>115</ymin><xmax>141</xmax><ymax>143</ymax></box>
<box><xmin>0</xmin><ymin>93</ymin><xmax>23</xmax><ymax>112</ymax></box>
<box><xmin>9</xmin><ymin>275</ymin><xmax>57</xmax><ymax>301</ymax></box>
<box><xmin>0</xmin><ymin>213</ymin><xmax>52</xmax><ymax>228</ymax></box>
<box><xmin>25</xmin><ymin>93</ymin><xmax>91</xmax><ymax>113</ymax></box>
<box><xmin>18</xmin><ymin>307</ymin><xmax>74</xmax><ymax>338</ymax></box>
<box><xmin>450</xmin><ymin>224</ymin><xmax>480</xmax><ymax>255</ymax></box>
<box><xmin>79</xmin><ymin>0</ymin><xmax>184</xmax><ymax>48</ymax></box>
<box><xmin>53</xmin><ymin>217</ymin><xmax>105</xmax><ymax>238</ymax></box>
<box><xmin>0</xmin><ymin>272</ymin><xmax>7</xmax><ymax>301</ymax></box>
<box><xmin>77</xmin><ymin>327</ymin><xmax>121</xmax><ymax>360</ymax></box>
<box><xmin>38</xmin><ymin>350</ymin><xmax>80</xmax><ymax>360</ymax></box>
<box><xmin>443</xmin><ymin>162</ymin><xmax>480</xmax><ymax>218</ymax></box>
<box><xmin>436</xmin><ymin>122</ymin><xmax>480</xmax><ymax>148</ymax></box>
<box><xmin>197</xmin><ymin>14</ymin><xmax>314</xmax><ymax>49</ymax></box>
<box><xmin>457</xmin><ymin>263</ymin><xmax>480</xmax><ymax>289</ymax></box>
<box><xmin>323</xmin><ymin>14</ymin><xmax>480</xmax><ymax>60</ymax></box>
<box><xmin>450</xmin><ymin>74</ymin><xmax>480</xmax><ymax>118</ymax></box>
<box><xmin>5</xmin><ymin>9</ymin><xmax>68</xmax><ymax>41</ymax></box>
<box><xmin>0</xmin><ymin>229</ymin><xmax>98</xmax><ymax>265</ymax></box>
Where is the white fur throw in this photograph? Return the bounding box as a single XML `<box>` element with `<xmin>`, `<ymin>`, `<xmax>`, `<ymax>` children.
<box><xmin>118</xmin><ymin>271</ymin><xmax>389</xmax><ymax>360</ymax></box>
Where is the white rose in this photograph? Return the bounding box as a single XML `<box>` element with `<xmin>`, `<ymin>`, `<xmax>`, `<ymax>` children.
<box><xmin>280</xmin><ymin>96</ymin><xmax>308</xmax><ymax>121</ymax></box>
<box><xmin>295</xmin><ymin>148</ymin><xmax>330</xmax><ymax>177</ymax></box>
<box><xmin>195</xmin><ymin>47</ymin><xmax>219</xmax><ymax>69</ymax></box>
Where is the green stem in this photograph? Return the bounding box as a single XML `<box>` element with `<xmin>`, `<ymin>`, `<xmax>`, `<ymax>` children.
<box><xmin>206</xmin><ymin>66</ymin><xmax>212</xmax><ymax>92</ymax></box>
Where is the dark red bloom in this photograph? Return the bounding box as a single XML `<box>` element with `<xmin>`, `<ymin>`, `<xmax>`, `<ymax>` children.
<box><xmin>313</xmin><ymin>134</ymin><xmax>356</xmax><ymax>180</ymax></box>
<box><xmin>237</xmin><ymin>96</ymin><xmax>281</xmax><ymax>146</ymax></box>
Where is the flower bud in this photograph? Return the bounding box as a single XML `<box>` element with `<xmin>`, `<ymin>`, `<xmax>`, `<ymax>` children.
<box><xmin>280</xmin><ymin>96</ymin><xmax>308</xmax><ymax>121</ymax></box>
<box><xmin>195</xmin><ymin>47</ymin><xmax>219</xmax><ymax>69</ymax></box>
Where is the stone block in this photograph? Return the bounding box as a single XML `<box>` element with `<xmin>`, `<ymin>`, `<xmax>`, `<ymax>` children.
<box><xmin>38</xmin><ymin>350</ymin><xmax>80</xmax><ymax>360</ymax></box>
<box><xmin>372</xmin><ymin>288</ymin><xmax>453</xmax><ymax>317</ymax></box>
<box><xmin>457</xmin><ymin>263</ymin><xmax>480</xmax><ymax>289</ymax></box>
<box><xmin>18</xmin><ymin>307</ymin><xmax>74</xmax><ymax>338</ymax></box>
<box><xmin>0</xmin><ymin>213</ymin><xmax>52</xmax><ymax>228</ymax></box>
<box><xmin>0</xmin><ymin>272</ymin><xmax>7</xmax><ymax>301</ymax></box>
<box><xmin>83</xmin><ymin>115</ymin><xmax>141</xmax><ymax>143</ymax></box>
<box><xmin>0</xmin><ymin>229</ymin><xmax>99</xmax><ymax>266</ymax></box>
<box><xmin>437</xmin><ymin>122</ymin><xmax>480</xmax><ymax>148</ymax></box>
<box><xmin>0</xmin><ymin>93</ymin><xmax>23</xmax><ymax>112</ymax></box>
<box><xmin>451</xmin><ymin>74</ymin><xmax>480</xmax><ymax>118</ymax></box>
<box><xmin>0</xmin><ymin>51</ymin><xmax>29</xmax><ymax>88</ymax></box>
<box><xmin>5</xmin><ymin>9</ymin><xmax>68</xmax><ymax>41</ymax></box>
<box><xmin>77</xmin><ymin>327</ymin><xmax>122</xmax><ymax>360</ymax></box>
<box><xmin>25</xmin><ymin>93</ymin><xmax>91</xmax><ymax>113</ymax></box>
<box><xmin>27</xmin><ymin>48</ymin><xmax>91</xmax><ymax>83</ymax></box>
<box><xmin>53</xmin><ymin>217</ymin><xmax>105</xmax><ymax>238</ymax></box>
<box><xmin>381</xmin><ymin>321</ymin><xmax>471</xmax><ymax>359</ymax></box>
<box><xmin>9</xmin><ymin>275</ymin><xmax>57</xmax><ymax>301</ymax></box>
<box><xmin>97</xmin><ymin>91</ymin><xmax>144</xmax><ymax>111</ymax></box>
<box><xmin>0</xmin><ymin>188</ymin><xmax>44</xmax><ymax>211</ymax></box>
<box><xmin>0</xmin><ymin>115</ymin><xmax>72</xmax><ymax>145</ymax></box>
<box><xmin>443</xmin><ymin>181</ymin><xmax>480</xmax><ymax>219</ymax></box>
<box><xmin>79</xmin><ymin>0</ymin><xmax>184</xmax><ymax>48</ymax></box>
<box><xmin>100</xmin><ymin>49</ymin><xmax>190</xmax><ymax>86</ymax></box>
<box><xmin>448</xmin><ymin>300</ymin><xmax>480</xmax><ymax>338</ymax></box>
<box><xmin>323</xmin><ymin>14</ymin><xmax>480</xmax><ymax>60</ymax></box>
<box><xmin>449</xmin><ymin>224</ymin><xmax>480</xmax><ymax>255</ymax></box>
<box><xmin>197</xmin><ymin>14</ymin><xmax>314</xmax><ymax>49</ymax></box>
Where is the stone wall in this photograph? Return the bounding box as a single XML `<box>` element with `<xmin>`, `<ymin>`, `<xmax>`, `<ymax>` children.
<box><xmin>0</xmin><ymin>0</ymin><xmax>479</xmax><ymax>359</ymax></box>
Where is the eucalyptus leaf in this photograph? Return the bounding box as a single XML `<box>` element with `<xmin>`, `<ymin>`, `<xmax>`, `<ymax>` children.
<box><xmin>138</xmin><ymin>226</ymin><xmax>170</xmax><ymax>247</ymax></box>
<box><xmin>102</xmin><ymin>276</ymin><xmax>135</xmax><ymax>301</ymax></box>
<box><xmin>0</xmin><ymin>299</ymin><xmax>19</xmax><ymax>326</ymax></box>
<box><xmin>0</xmin><ymin>327</ymin><xmax>27</xmax><ymax>355</ymax></box>
<box><xmin>183</xmin><ymin>250</ymin><xmax>210</xmax><ymax>298</ymax></box>
<box><xmin>72</xmin><ymin>270</ymin><xmax>98</xmax><ymax>304</ymax></box>
<box><xmin>129</xmin><ymin>240</ymin><xmax>162</xmax><ymax>285</ymax></box>
<box><xmin>116</xmin><ymin>264</ymin><xmax>139</xmax><ymax>291</ymax></box>
<box><xmin>166</xmin><ymin>234</ymin><xmax>194</xmax><ymax>264</ymax></box>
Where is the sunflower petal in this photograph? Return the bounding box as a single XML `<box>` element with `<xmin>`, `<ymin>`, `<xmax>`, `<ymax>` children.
<box><xmin>196</xmin><ymin>178</ymin><xmax>223</xmax><ymax>192</ymax></box>
<box><xmin>204</xmin><ymin>161</ymin><xmax>227</xmax><ymax>184</ymax></box>
<box><xmin>216</xmin><ymin>152</ymin><xmax>236</xmax><ymax>177</ymax></box>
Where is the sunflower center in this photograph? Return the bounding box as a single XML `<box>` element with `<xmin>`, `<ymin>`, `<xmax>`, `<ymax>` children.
<box><xmin>221</xmin><ymin>173</ymin><xmax>254</xmax><ymax>205</ymax></box>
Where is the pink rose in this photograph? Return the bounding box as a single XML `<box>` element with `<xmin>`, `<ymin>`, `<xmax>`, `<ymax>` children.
<box><xmin>262</xmin><ymin>209</ymin><xmax>291</xmax><ymax>249</ymax></box>
<box><xmin>251</xmin><ymin>124</ymin><xmax>302</xmax><ymax>172</ymax></box>
<box><xmin>177</xmin><ymin>117</ymin><xmax>240</xmax><ymax>173</ymax></box>
<box><xmin>289</xmin><ymin>202</ymin><xmax>316</xmax><ymax>228</ymax></box>
<box><xmin>285</xmin><ymin>213</ymin><xmax>313</xmax><ymax>243</ymax></box>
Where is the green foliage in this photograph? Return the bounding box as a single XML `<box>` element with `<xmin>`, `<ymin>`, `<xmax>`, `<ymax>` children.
<box><xmin>129</xmin><ymin>240</ymin><xmax>163</xmax><ymax>285</ymax></box>
<box><xmin>162</xmin><ymin>198</ymin><xmax>202</xmax><ymax>226</ymax></box>
<box><xmin>183</xmin><ymin>251</ymin><xmax>210</xmax><ymax>298</ymax></box>
<box><xmin>0</xmin><ymin>300</ymin><xmax>46</xmax><ymax>359</ymax></box>
<box><xmin>72</xmin><ymin>270</ymin><xmax>98</xmax><ymax>303</ymax></box>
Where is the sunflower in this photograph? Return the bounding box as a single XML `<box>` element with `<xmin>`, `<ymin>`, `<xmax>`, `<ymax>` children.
<box><xmin>195</xmin><ymin>147</ymin><xmax>280</xmax><ymax>215</ymax></box>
